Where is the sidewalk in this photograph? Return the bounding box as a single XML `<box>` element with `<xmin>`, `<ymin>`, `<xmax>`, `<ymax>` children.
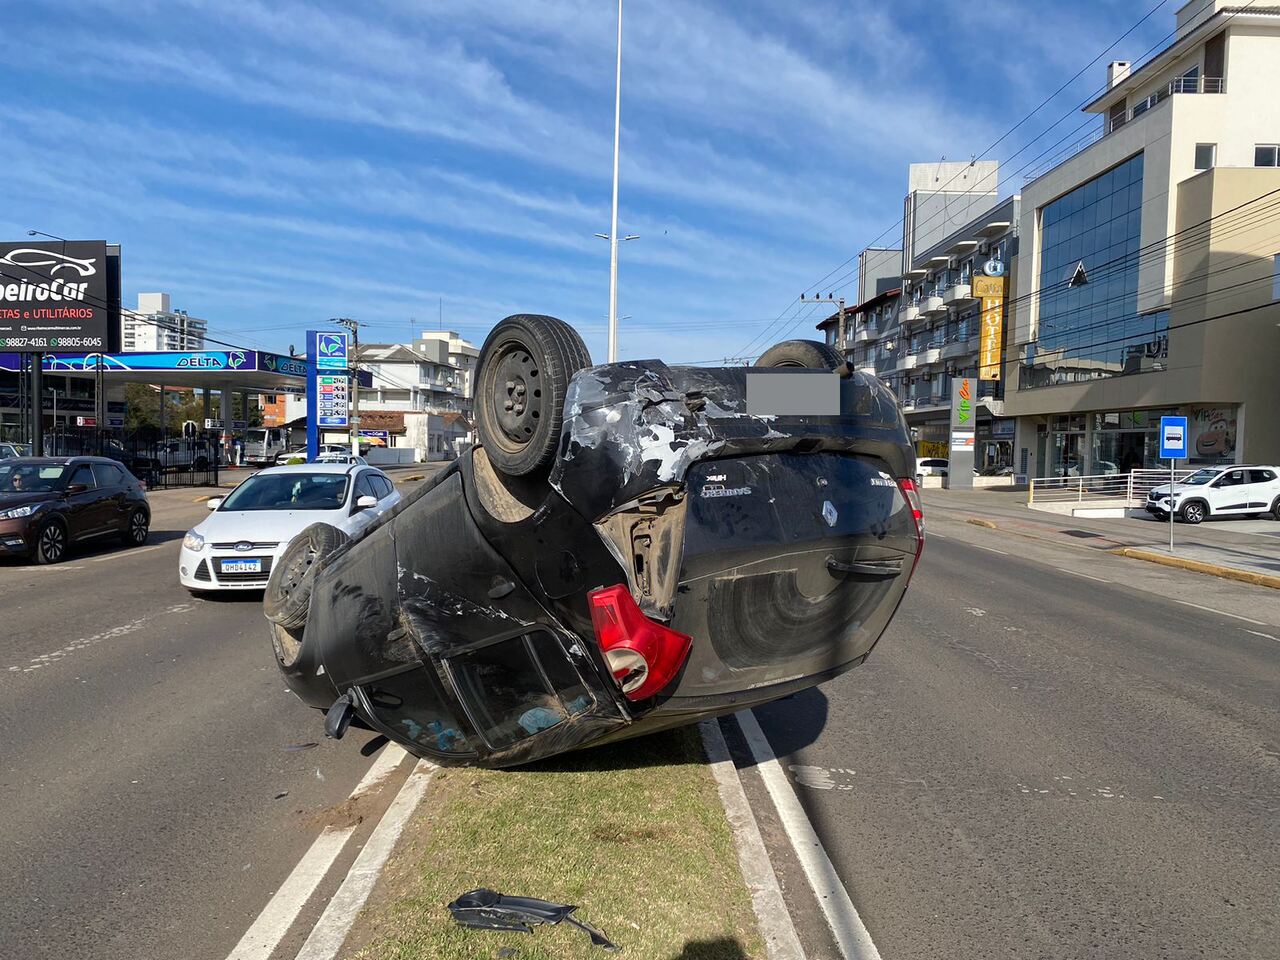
<box><xmin>924</xmin><ymin>486</ymin><xmax>1280</xmax><ymax>586</ymax></box>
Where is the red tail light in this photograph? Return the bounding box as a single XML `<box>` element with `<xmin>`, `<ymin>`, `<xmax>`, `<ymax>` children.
<box><xmin>587</xmin><ymin>585</ymin><xmax>693</xmax><ymax>701</ymax></box>
<box><xmin>897</xmin><ymin>477</ymin><xmax>925</xmax><ymax>579</ymax></box>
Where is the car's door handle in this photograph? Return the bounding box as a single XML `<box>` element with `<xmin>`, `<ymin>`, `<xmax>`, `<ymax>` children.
<box><xmin>826</xmin><ymin>557</ymin><xmax>903</xmax><ymax>579</ymax></box>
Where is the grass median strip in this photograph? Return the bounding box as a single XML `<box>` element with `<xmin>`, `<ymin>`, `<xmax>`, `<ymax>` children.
<box><xmin>344</xmin><ymin>726</ymin><xmax>764</xmax><ymax>960</ymax></box>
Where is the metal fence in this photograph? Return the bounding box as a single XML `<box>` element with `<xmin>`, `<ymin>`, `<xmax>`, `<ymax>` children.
<box><xmin>39</xmin><ymin>427</ymin><xmax>222</xmax><ymax>489</ymax></box>
<box><xmin>1029</xmin><ymin>468</ymin><xmax>1196</xmax><ymax>507</ymax></box>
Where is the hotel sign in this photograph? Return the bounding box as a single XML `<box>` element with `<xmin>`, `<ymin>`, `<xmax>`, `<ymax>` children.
<box><xmin>973</xmin><ymin>273</ymin><xmax>1007</xmax><ymax>381</ymax></box>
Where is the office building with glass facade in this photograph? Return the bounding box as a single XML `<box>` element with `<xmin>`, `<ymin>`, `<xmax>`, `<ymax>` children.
<box><xmin>1004</xmin><ymin>0</ymin><xmax>1280</xmax><ymax>478</ymax></box>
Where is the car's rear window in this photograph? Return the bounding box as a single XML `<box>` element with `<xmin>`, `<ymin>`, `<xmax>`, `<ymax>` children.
<box><xmin>219</xmin><ymin>472</ymin><xmax>349</xmax><ymax>510</ymax></box>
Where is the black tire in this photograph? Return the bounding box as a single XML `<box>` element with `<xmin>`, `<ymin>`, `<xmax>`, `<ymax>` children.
<box><xmin>474</xmin><ymin>314</ymin><xmax>591</xmax><ymax>477</ymax></box>
<box><xmin>1180</xmin><ymin>500</ymin><xmax>1207</xmax><ymax>525</ymax></box>
<box><xmin>34</xmin><ymin>519</ymin><xmax>67</xmax><ymax>565</ymax></box>
<box><xmin>263</xmin><ymin>523</ymin><xmax>349</xmax><ymax>631</ymax></box>
<box><xmin>192</xmin><ymin>456</ymin><xmax>209</xmax><ymax>472</ymax></box>
<box><xmin>121</xmin><ymin>507</ymin><xmax>149</xmax><ymax>546</ymax></box>
<box><xmin>1271</xmin><ymin>496</ymin><xmax>1280</xmax><ymax>519</ymax></box>
<box><xmin>756</xmin><ymin>339</ymin><xmax>845</xmax><ymax>370</ymax></box>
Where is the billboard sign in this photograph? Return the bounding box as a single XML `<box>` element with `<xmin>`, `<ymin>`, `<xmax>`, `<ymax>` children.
<box><xmin>0</xmin><ymin>241</ymin><xmax>111</xmax><ymax>352</ymax></box>
<box><xmin>973</xmin><ymin>274</ymin><xmax>1006</xmax><ymax>381</ymax></box>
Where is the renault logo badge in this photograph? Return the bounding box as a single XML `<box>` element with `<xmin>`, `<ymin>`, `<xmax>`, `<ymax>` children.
<box><xmin>822</xmin><ymin>501</ymin><xmax>838</xmax><ymax>527</ymax></box>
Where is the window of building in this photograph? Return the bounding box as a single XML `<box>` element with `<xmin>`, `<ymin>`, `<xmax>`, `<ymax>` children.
<box><xmin>1256</xmin><ymin>145</ymin><xmax>1280</xmax><ymax>167</ymax></box>
<box><xmin>1194</xmin><ymin>143</ymin><xmax>1216</xmax><ymax>170</ymax></box>
<box><xmin>1023</xmin><ymin>153</ymin><xmax>1164</xmax><ymax>390</ymax></box>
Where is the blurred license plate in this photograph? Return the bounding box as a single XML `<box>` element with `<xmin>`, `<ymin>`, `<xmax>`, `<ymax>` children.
<box><xmin>221</xmin><ymin>559</ymin><xmax>262</xmax><ymax>574</ymax></box>
<box><xmin>746</xmin><ymin>371</ymin><xmax>839</xmax><ymax>416</ymax></box>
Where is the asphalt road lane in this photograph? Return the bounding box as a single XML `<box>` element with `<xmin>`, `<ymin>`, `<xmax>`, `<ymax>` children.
<box><xmin>752</xmin><ymin>526</ymin><xmax>1280</xmax><ymax>959</ymax></box>
<box><xmin>0</xmin><ymin>491</ymin><xmax>382</xmax><ymax>960</ymax></box>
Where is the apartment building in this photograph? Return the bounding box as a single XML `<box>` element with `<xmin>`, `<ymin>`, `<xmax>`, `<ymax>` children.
<box><xmin>121</xmin><ymin>293</ymin><xmax>208</xmax><ymax>352</ymax></box>
<box><xmin>357</xmin><ymin>331</ymin><xmax>478</xmax><ymax>418</ymax></box>
<box><xmin>823</xmin><ymin>186</ymin><xmax>1020</xmax><ymax>471</ymax></box>
<box><xmin>1005</xmin><ymin>0</ymin><xmax>1280</xmax><ymax>477</ymax></box>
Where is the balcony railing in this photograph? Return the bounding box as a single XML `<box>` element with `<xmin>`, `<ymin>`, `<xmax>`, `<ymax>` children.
<box><xmin>1108</xmin><ymin>76</ymin><xmax>1224</xmax><ymax>135</ymax></box>
<box><xmin>1026</xmin><ymin>77</ymin><xmax>1224</xmax><ymax>182</ymax></box>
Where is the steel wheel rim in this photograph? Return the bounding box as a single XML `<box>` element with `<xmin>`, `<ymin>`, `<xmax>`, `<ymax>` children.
<box><xmin>130</xmin><ymin>511</ymin><xmax>148</xmax><ymax>542</ymax></box>
<box><xmin>488</xmin><ymin>339</ymin><xmax>544</xmax><ymax>451</ymax></box>
<box><xmin>41</xmin><ymin>524</ymin><xmax>64</xmax><ymax>561</ymax></box>
<box><xmin>279</xmin><ymin>541</ymin><xmax>318</xmax><ymax>600</ymax></box>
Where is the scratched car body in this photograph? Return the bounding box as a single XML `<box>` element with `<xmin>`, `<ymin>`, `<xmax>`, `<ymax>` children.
<box><xmin>266</xmin><ymin>327</ymin><xmax>922</xmax><ymax>768</ymax></box>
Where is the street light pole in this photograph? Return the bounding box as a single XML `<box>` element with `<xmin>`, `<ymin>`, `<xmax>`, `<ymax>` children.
<box><xmin>607</xmin><ymin>0</ymin><xmax>624</xmax><ymax>363</ymax></box>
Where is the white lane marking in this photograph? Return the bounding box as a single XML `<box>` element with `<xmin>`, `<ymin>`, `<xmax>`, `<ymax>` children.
<box><xmin>5</xmin><ymin>603</ymin><xmax>195</xmax><ymax>673</ymax></box>
<box><xmin>700</xmin><ymin>720</ymin><xmax>806</xmax><ymax>960</ymax></box>
<box><xmin>92</xmin><ymin>543</ymin><xmax>166</xmax><ymax>561</ymax></box>
<box><xmin>736</xmin><ymin>709</ymin><xmax>881</xmax><ymax>960</ymax></box>
<box><xmin>1171</xmin><ymin>598</ymin><xmax>1266</xmax><ymax>626</ymax></box>
<box><xmin>1244</xmin><ymin>629</ymin><xmax>1280</xmax><ymax>643</ymax></box>
<box><xmin>972</xmin><ymin>544</ymin><xmax>1008</xmax><ymax>555</ymax></box>
<box><xmin>293</xmin><ymin>759</ymin><xmax>436</xmax><ymax>960</ymax></box>
<box><xmin>224</xmin><ymin>745</ymin><xmax>408</xmax><ymax>960</ymax></box>
<box><xmin>927</xmin><ymin>532</ymin><xmax>947</xmax><ymax>539</ymax></box>
<box><xmin>1058</xmin><ymin>568</ymin><xmax>1113</xmax><ymax>583</ymax></box>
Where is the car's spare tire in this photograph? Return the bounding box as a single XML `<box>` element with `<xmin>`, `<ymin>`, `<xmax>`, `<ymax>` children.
<box><xmin>474</xmin><ymin>314</ymin><xmax>591</xmax><ymax>477</ymax></box>
<box><xmin>756</xmin><ymin>339</ymin><xmax>846</xmax><ymax>371</ymax></box>
<box><xmin>263</xmin><ymin>522</ymin><xmax>349</xmax><ymax>631</ymax></box>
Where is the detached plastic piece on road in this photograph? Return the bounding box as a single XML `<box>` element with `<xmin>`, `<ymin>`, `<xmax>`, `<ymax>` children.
<box><xmin>447</xmin><ymin>887</ymin><xmax>620</xmax><ymax>951</ymax></box>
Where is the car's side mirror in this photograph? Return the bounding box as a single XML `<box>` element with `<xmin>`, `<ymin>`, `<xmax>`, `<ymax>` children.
<box><xmin>65</xmin><ymin>483</ymin><xmax>89</xmax><ymax>494</ymax></box>
<box><xmin>207</xmin><ymin>497</ymin><xmax>224</xmax><ymax>511</ymax></box>
<box><xmin>355</xmin><ymin>494</ymin><xmax>378</xmax><ymax>511</ymax></box>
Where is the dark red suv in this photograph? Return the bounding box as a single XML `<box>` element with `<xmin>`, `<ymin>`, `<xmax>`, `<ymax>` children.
<box><xmin>0</xmin><ymin>457</ymin><xmax>151</xmax><ymax>564</ymax></box>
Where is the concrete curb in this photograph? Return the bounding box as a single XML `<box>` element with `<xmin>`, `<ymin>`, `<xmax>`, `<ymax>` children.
<box><xmin>1110</xmin><ymin>547</ymin><xmax>1280</xmax><ymax>590</ymax></box>
<box><xmin>699</xmin><ymin>719</ymin><xmax>806</xmax><ymax>960</ymax></box>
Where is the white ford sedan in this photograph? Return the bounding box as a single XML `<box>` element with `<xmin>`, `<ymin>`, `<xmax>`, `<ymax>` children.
<box><xmin>179</xmin><ymin>463</ymin><xmax>400</xmax><ymax>592</ymax></box>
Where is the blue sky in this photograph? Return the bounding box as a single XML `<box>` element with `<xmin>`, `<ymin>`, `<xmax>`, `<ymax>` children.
<box><xmin>0</xmin><ymin>0</ymin><xmax>1171</xmax><ymax>363</ymax></box>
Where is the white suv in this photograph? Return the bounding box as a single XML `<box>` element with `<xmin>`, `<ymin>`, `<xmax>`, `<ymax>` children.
<box><xmin>1146</xmin><ymin>465</ymin><xmax>1280</xmax><ymax>524</ymax></box>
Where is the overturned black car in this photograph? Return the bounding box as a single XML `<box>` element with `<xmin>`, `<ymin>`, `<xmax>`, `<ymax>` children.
<box><xmin>264</xmin><ymin>315</ymin><xmax>923</xmax><ymax>768</ymax></box>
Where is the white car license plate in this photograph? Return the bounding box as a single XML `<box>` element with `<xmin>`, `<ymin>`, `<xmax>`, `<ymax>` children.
<box><xmin>221</xmin><ymin>559</ymin><xmax>262</xmax><ymax>574</ymax></box>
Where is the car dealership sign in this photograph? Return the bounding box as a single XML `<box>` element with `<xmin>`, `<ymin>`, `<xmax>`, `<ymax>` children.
<box><xmin>0</xmin><ymin>241</ymin><xmax>111</xmax><ymax>352</ymax></box>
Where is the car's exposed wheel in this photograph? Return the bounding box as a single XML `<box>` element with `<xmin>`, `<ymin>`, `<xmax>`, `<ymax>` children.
<box><xmin>474</xmin><ymin>314</ymin><xmax>591</xmax><ymax>477</ymax></box>
<box><xmin>1180</xmin><ymin>500</ymin><xmax>1207</xmax><ymax>525</ymax></box>
<box><xmin>263</xmin><ymin>523</ymin><xmax>349</xmax><ymax>631</ymax></box>
<box><xmin>34</xmin><ymin>520</ymin><xmax>67</xmax><ymax>565</ymax></box>
<box><xmin>121</xmin><ymin>508</ymin><xmax>149</xmax><ymax>546</ymax></box>
<box><xmin>192</xmin><ymin>456</ymin><xmax>209</xmax><ymax>472</ymax></box>
<box><xmin>1271</xmin><ymin>496</ymin><xmax>1280</xmax><ymax>519</ymax></box>
<box><xmin>755</xmin><ymin>339</ymin><xmax>846</xmax><ymax>370</ymax></box>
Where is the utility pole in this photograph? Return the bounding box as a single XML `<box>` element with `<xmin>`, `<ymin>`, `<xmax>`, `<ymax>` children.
<box><xmin>801</xmin><ymin>293</ymin><xmax>847</xmax><ymax>355</ymax></box>
<box><xmin>331</xmin><ymin>317</ymin><xmax>360</xmax><ymax>457</ymax></box>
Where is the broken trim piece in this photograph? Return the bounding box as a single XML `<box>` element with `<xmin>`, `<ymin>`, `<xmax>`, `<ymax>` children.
<box><xmin>447</xmin><ymin>888</ymin><xmax>619</xmax><ymax>951</ymax></box>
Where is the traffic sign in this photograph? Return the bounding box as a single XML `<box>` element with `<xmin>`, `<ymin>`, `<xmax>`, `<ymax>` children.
<box><xmin>1159</xmin><ymin>415</ymin><xmax>1188</xmax><ymax>460</ymax></box>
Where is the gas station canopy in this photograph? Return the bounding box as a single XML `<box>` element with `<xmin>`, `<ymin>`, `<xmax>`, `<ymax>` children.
<box><xmin>0</xmin><ymin>349</ymin><xmax>309</xmax><ymax>392</ymax></box>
